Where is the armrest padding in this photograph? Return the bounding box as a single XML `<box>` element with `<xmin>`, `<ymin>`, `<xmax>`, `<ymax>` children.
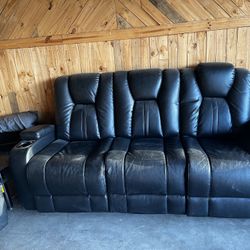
<box><xmin>0</xmin><ymin>111</ymin><xmax>38</xmax><ymax>133</ymax></box>
<box><xmin>20</xmin><ymin>124</ymin><xmax>55</xmax><ymax>140</ymax></box>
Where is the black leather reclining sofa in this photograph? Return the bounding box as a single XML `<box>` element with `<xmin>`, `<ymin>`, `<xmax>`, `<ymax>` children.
<box><xmin>10</xmin><ymin>63</ymin><xmax>250</xmax><ymax>218</ymax></box>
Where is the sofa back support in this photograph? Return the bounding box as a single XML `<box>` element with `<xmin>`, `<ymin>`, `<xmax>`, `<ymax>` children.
<box><xmin>55</xmin><ymin>73</ymin><xmax>114</xmax><ymax>140</ymax></box>
<box><xmin>113</xmin><ymin>69</ymin><xmax>180</xmax><ymax>137</ymax></box>
<box><xmin>55</xmin><ymin>63</ymin><xmax>250</xmax><ymax>140</ymax></box>
<box><xmin>55</xmin><ymin>69</ymin><xmax>181</xmax><ymax>140</ymax></box>
<box><xmin>181</xmin><ymin>63</ymin><xmax>250</xmax><ymax>137</ymax></box>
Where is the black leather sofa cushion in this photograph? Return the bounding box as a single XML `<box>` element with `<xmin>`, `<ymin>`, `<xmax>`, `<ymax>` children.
<box><xmin>114</xmin><ymin>69</ymin><xmax>180</xmax><ymax>137</ymax></box>
<box><xmin>55</xmin><ymin>73</ymin><xmax>114</xmax><ymax>141</ymax></box>
<box><xmin>181</xmin><ymin>63</ymin><xmax>250</xmax><ymax>217</ymax></box>
<box><xmin>20</xmin><ymin>125</ymin><xmax>55</xmax><ymax>140</ymax></box>
<box><xmin>184</xmin><ymin>136</ymin><xmax>250</xmax><ymax>217</ymax></box>
<box><xmin>0</xmin><ymin>111</ymin><xmax>38</xmax><ymax>133</ymax></box>
<box><xmin>196</xmin><ymin>63</ymin><xmax>235</xmax><ymax>97</ymax></box>
<box><xmin>25</xmin><ymin>136</ymin><xmax>186</xmax><ymax>213</ymax></box>
<box><xmin>0</xmin><ymin>111</ymin><xmax>38</xmax><ymax>148</ymax></box>
<box><xmin>26</xmin><ymin>139</ymin><xmax>112</xmax><ymax>211</ymax></box>
<box><xmin>180</xmin><ymin>63</ymin><xmax>250</xmax><ymax>136</ymax></box>
<box><xmin>106</xmin><ymin>136</ymin><xmax>185</xmax><ymax>213</ymax></box>
<box><xmin>201</xmin><ymin>137</ymin><xmax>250</xmax><ymax>199</ymax></box>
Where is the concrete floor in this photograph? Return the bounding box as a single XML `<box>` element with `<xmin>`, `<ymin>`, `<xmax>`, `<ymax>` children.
<box><xmin>1</xmin><ymin>206</ymin><xmax>250</xmax><ymax>250</ymax></box>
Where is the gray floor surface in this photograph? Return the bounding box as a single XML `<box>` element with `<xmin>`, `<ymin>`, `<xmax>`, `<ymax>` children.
<box><xmin>1</xmin><ymin>206</ymin><xmax>250</xmax><ymax>250</ymax></box>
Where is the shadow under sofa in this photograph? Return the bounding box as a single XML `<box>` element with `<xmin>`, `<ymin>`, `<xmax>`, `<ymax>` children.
<box><xmin>10</xmin><ymin>62</ymin><xmax>250</xmax><ymax>218</ymax></box>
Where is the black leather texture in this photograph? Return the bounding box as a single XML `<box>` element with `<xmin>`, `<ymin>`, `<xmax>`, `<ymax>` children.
<box><xmin>114</xmin><ymin>69</ymin><xmax>180</xmax><ymax>137</ymax></box>
<box><xmin>10</xmin><ymin>133</ymin><xmax>55</xmax><ymax>209</ymax></box>
<box><xmin>55</xmin><ymin>73</ymin><xmax>114</xmax><ymax>141</ymax></box>
<box><xmin>106</xmin><ymin>137</ymin><xmax>185</xmax><ymax>213</ymax></box>
<box><xmin>20</xmin><ymin>125</ymin><xmax>55</xmax><ymax>140</ymax></box>
<box><xmin>10</xmin><ymin>63</ymin><xmax>250</xmax><ymax>217</ymax></box>
<box><xmin>0</xmin><ymin>111</ymin><xmax>38</xmax><ymax>133</ymax></box>
<box><xmin>0</xmin><ymin>111</ymin><xmax>38</xmax><ymax>152</ymax></box>
<box><xmin>181</xmin><ymin>63</ymin><xmax>250</xmax><ymax>217</ymax></box>
<box><xmin>180</xmin><ymin>63</ymin><xmax>250</xmax><ymax>137</ymax></box>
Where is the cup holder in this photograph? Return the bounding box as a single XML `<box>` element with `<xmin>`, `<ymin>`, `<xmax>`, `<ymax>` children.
<box><xmin>16</xmin><ymin>140</ymin><xmax>34</xmax><ymax>149</ymax></box>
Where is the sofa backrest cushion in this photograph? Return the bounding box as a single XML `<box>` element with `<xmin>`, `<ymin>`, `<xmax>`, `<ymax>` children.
<box><xmin>55</xmin><ymin>63</ymin><xmax>250</xmax><ymax>140</ymax></box>
<box><xmin>55</xmin><ymin>73</ymin><xmax>114</xmax><ymax>140</ymax></box>
<box><xmin>114</xmin><ymin>69</ymin><xmax>180</xmax><ymax>137</ymax></box>
<box><xmin>180</xmin><ymin>63</ymin><xmax>250</xmax><ymax>137</ymax></box>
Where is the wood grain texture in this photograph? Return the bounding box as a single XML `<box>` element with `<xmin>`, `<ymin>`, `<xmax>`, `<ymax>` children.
<box><xmin>141</xmin><ymin>0</ymin><xmax>172</xmax><ymax>25</ymax></box>
<box><xmin>1</xmin><ymin>1</ymin><xmax>250</xmax><ymax>120</ymax></box>
<box><xmin>0</xmin><ymin>16</ymin><xmax>250</xmax><ymax>49</ymax></box>
<box><xmin>149</xmin><ymin>0</ymin><xmax>186</xmax><ymax>23</ymax></box>
<box><xmin>1</xmin><ymin>0</ymin><xmax>250</xmax><ymax>49</ymax></box>
<box><xmin>1</xmin><ymin>26</ymin><xmax>250</xmax><ymax>121</ymax></box>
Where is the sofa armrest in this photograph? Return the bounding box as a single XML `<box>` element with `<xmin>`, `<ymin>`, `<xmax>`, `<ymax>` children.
<box><xmin>20</xmin><ymin>124</ymin><xmax>55</xmax><ymax>140</ymax></box>
<box><xmin>0</xmin><ymin>111</ymin><xmax>38</xmax><ymax>133</ymax></box>
<box><xmin>10</xmin><ymin>129</ymin><xmax>55</xmax><ymax>209</ymax></box>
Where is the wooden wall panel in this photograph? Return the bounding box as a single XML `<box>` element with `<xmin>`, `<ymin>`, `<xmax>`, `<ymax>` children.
<box><xmin>150</xmin><ymin>36</ymin><xmax>169</xmax><ymax>68</ymax></box>
<box><xmin>236</xmin><ymin>27</ymin><xmax>249</xmax><ymax>67</ymax></box>
<box><xmin>1</xmin><ymin>0</ymin><xmax>250</xmax><ymax>49</ymax></box>
<box><xmin>2</xmin><ymin>0</ymin><xmax>249</xmax><ymax>42</ymax></box>
<box><xmin>0</xmin><ymin>26</ymin><xmax>250</xmax><ymax>121</ymax></box>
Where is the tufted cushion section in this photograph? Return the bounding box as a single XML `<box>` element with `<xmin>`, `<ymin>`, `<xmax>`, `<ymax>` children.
<box><xmin>114</xmin><ymin>69</ymin><xmax>180</xmax><ymax>137</ymax></box>
<box><xmin>132</xmin><ymin>100</ymin><xmax>162</xmax><ymax>137</ymax></box>
<box><xmin>69</xmin><ymin>74</ymin><xmax>99</xmax><ymax>104</ymax></box>
<box><xmin>128</xmin><ymin>69</ymin><xmax>162</xmax><ymax>100</ymax></box>
<box><xmin>105</xmin><ymin>136</ymin><xmax>186</xmax><ymax>213</ymax></box>
<box><xmin>26</xmin><ymin>139</ymin><xmax>112</xmax><ymax>212</ymax></box>
<box><xmin>180</xmin><ymin>63</ymin><xmax>250</xmax><ymax>137</ymax></box>
<box><xmin>196</xmin><ymin>63</ymin><xmax>235</xmax><ymax>97</ymax></box>
<box><xmin>198</xmin><ymin>98</ymin><xmax>232</xmax><ymax>136</ymax></box>
<box><xmin>184</xmin><ymin>136</ymin><xmax>250</xmax><ymax>217</ymax></box>
<box><xmin>227</xmin><ymin>68</ymin><xmax>250</xmax><ymax>127</ymax></box>
<box><xmin>55</xmin><ymin>73</ymin><xmax>115</xmax><ymax>140</ymax></box>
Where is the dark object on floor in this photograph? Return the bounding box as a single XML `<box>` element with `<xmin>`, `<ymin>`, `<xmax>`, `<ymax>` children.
<box><xmin>0</xmin><ymin>182</ymin><xmax>7</xmax><ymax>231</ymax></box>
<box><xmin>0</xmin><ymin>111</ymin><xmax>38</xmax><ymax>209</ymax></box>
<box><xmin>10</xmin><ymin>63</ymin><xmax>250</xmax><ymax>218</ymax></box>
<box><xmin>0</xmin><ymin>170</ymin><xmax>12</xmax><ymax>211</ymax></box>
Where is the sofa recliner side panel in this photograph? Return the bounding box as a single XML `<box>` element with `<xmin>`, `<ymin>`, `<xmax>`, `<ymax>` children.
<box><xmin>181</xmin><ymin>63</ymin><xmax>250</xmax><ymax>217</ymax></box>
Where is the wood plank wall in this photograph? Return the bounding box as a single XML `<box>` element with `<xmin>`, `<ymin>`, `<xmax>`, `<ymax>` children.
<box><xmin>1</xmin><ymin>0</ymin><xmax>249</xmax><ymax>41</ymax></box>
<box><xmin>1</xmin><ymin>26</ymin><xmax>250</xmax><ymax>122</ymax></box>
<box><xmin>1</xmin><ymin>0</ymin><xmax>250</xmax><ymax>121</ymax></box>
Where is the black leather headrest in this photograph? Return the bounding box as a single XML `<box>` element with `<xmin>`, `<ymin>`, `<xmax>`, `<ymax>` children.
<box><xmin>196</xmin><ymin>63</ymin><xmax>235</xmax><ymax>97</ymax></box>
<box><xmin>128</xmin><ymin>69</ymin><xmax>162</xmax><ymax>100</ymax></box>
<box><xmin>69</xmin><ymin>74</ymin><xmax>100</xmax><ymax>104</ymax></box>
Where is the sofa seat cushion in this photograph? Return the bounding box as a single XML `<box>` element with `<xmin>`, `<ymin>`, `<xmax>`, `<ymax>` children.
<box><xmin>106</xmin><ymin>137</ymin><xmax>186</xmax><ymax>213</ymax></box>
<box><xmin>184</xmin><ymin>136</ymin><xmax>250</xmax><ymax>217</ymax></box>
<box><xmin>26</xmin><ymin>138</ymin><xmax>113</xmax><ymax>211</ymax></box>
